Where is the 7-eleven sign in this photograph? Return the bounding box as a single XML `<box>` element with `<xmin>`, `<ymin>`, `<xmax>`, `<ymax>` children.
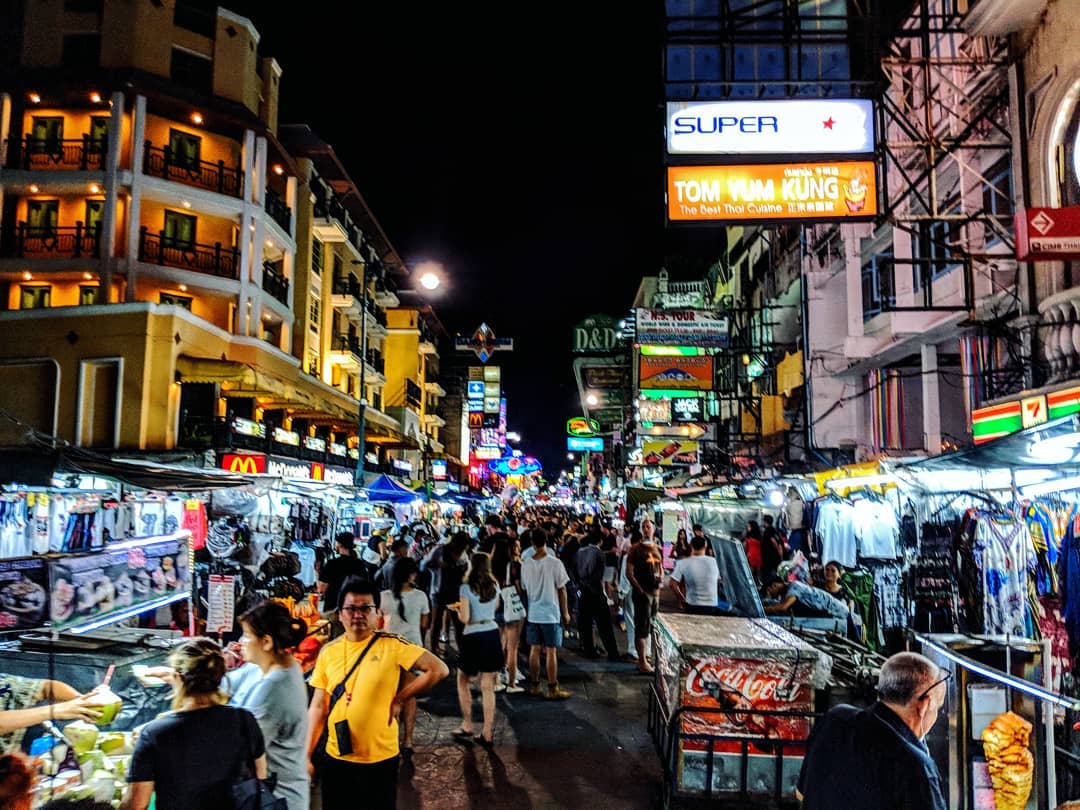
<box><xmin>1021</xmin><ymin>395</ymin><xmax>1049</xmax><ymax>429</ymax></box>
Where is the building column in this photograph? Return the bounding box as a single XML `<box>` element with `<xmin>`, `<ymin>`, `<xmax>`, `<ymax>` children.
<box><xmin>124</xmin><ymin>95</ymin><xmax>147</xmax><ymax>302</ymax></box>
<box><xmin>98</xmin><ymin>91</ymin><xmax>124</xmax><ymax>302</ymax></box>
<box><xmin>843</xmin><ymin>223</ymin><xmax>865</xmax><ymax>339</ymax></box>
<box><xmin>921</xmin><ymin>343</ymin><xmax>942</xmax><ymax>456</ymax></box>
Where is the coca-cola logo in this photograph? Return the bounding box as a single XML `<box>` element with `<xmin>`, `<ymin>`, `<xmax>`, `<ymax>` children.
<box><xmin>685</xmin><ymin>658</ymin><xmax>798</xmax><ymax>704</ymax></box>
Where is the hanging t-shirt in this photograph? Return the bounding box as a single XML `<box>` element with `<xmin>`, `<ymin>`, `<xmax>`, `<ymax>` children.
<box><xmin>290</xmin><ymin>542</ymin><xmax>317</xmax><ymax>587</ymax></box>
<box><xmin>163</xmin><ymin>498</ymin><xmax>184</xmax><ymax>536</ymax></box>
<box><xmin>783</xmin><ymin>494</ymin><xmax>805</xmax><ymax>531</ymax></box>
<box><xmin>976</xmin><ymin>516</ymin><xmax>1034</xmax><ymax>636</ymax></box>
<box><xmin>814</xmin><ymin>500</ymin><xmax>857</xmax><ymax>567</ymax></box>
<box><xmin>852</xmin><ymin>498</ymin><xmax>899</xmax><ymax>560</ymax></box>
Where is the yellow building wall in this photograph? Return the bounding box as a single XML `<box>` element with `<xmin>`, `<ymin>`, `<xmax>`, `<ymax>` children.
<box><xmin>384</xmin><ymin>309</ymin><xmax>420</xmax><ymax>408</ymax></box>
<box><xmin>99</xmin><ymin>0</ymin><xmax>175</xmax><ymax>77</ymax></box>
<box><xmin>133</xmin><ymin>278</ymin><xmax>233</xmax><ymax>330</ymax></box>
<box><xmin>16</xmin><ymin>194</ymin><xmax>106</xmax><ymax>230</ymax></box>
<box><xmin>212</xmin><ymin>13</ymin><xmax>261</xmax><ymax>114</ymax></box>
<box><xmin>18</xmin><ymin>108</ymin><xmax>133</xmax><ymax>164</ymax></box>
<box><xmin>143</xmin><ymin>115</ymin><xmax>241</xmax><ymax>169</ymax></box>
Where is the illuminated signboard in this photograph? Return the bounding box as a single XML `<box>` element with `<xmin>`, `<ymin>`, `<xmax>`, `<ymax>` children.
<box><xmin>642</xmin><ymin>439</ymin><xmax>699</xmax><ymax>466</ymax></box>
<box><xmin>272</xmin><ymin>427</ymin><xmax>300</xmax><ymax>446</ymax></box>
<box><xmin>303</xmin><ymin>436</ymin><xmax>326</xmax><ymax>452</ymax></box>
<box><xmin>231</xmin><ymin>417</ymin><xmax>266</xmax><ymax>438</ymax></box>
<box><xmin>666</xmin><ymin>99</ymin><xmax>875</xmax><ymax>155</ymax></box>
<box><xmin>483</xmin><ymin>365</ymin><xmax>500</xmax><ymax>382</ymax></box>
<box><xmin>639</xmin><ymin>354</ymin><xmax>714</xmax><ymax>390</ymax></box>
<box><xmin>468</xmin><ymin>412</ymin><xmax>483</xmax><ymax>429</ymax></box>
<box><xmin>467</xmin><ymin>381</ymin><xmax>485</xmax><ymax>398</ymax></box>
<box><xmin>567</xmin><ymin>436</ymin><xmax>604</xmax><ymax>452</ymax></box>
<box><xmin>638</xmin><ymin>399</ymin><xmax>672</xmax><ymax>424</ymax></box>
<box><xmin>488</xmin><ymin>455</ymin><xmax>543</xmax><ymax>476</ymax></box>
<box><xmin>484</xmin><ymin>381</ymin><xmax>500</xmax><ymax>397</ymax></box>
<box><xmin>484</xmin><ymin>396</ymin><xmax>500</xmax><ymax>414</ymax></box>
<box><xmin>431</xmin><ymin>459</ymin><xmax>447</xmax><ymax>480</ymax></box>
<box><xmin>636</xmin><ymin>309</ymin><xmax>729</xmax><ymax>348</ymax></box>
<box><xmin>567</xmin><ymin>417</ymin><xmax>600</xmax><ymax>437</ymax></box>
<box><xmin>220</xmin><ymin>453</ymin><xmax>267</xmax><ymax>474</ymax></box>
<box><xmin>666</xmin><ymin>161</ymin><xmax>877</xmax><ymax>223</ymax></box>
<box><xmin>473</xmin><ymin>447</ymin><xmax>501</xmax><ymax>460</ymax></box>
<box><xmin>672</xmin><ymin>397</ymin><xmax>704</xmax><ymax>422</ymax></box>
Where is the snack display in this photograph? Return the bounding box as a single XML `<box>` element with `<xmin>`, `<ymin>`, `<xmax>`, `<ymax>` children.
<box><xmin>981</xmin><ymin>710</ymin><xmax>1034</xmax><ymax>810</ymax></box>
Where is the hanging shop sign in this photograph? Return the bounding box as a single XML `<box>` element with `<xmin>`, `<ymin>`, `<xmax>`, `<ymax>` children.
<box><xmin>573</xmin><ymin>314</ymin><xmax>620</xmax><ymax>353</ymax></box>
<box><xmin>583</xmin><ymin>365</ymin><xmax>629</xmax><ymax>389</ymax></box>
<box><xmin>468</xmin><ymin>412</ymin><xmax>483</xmax><ymax>428</ymax></box>
<box><xmin>635</xmin><ymin>309</ymin><xmax>729</xmax><ymax>347</ymax></box>
<box><xmin>473</xmin><ymin>447</ymin><xmax>501</xmax><ymax>460</ymax></box>
<box><xmin>303</xmin><ymin>436</ymin><xmax>326</xmax><ymax>452</ymax></box>
<box><xmin>639</xmin><ymin>423</ymin><xmax>715</xmax><ymax>441</ymax></box>
<box><xmin>328</xmin><ymin>442</ymin><xmax>348</xmax><ymax>458</ymax></box>
<box><xmin>219</xmin><ymin>453</ymin><xmax>267</xmax><ymax>475</ymax></box>
<box><xmin>1015</xmin><ymin>206</ymin><xmax>1080</xmax><ymax>261</ymax></box>
<box><xmin>971</xmin><ymin>385</ymin><xmax>1080</xmax><ymax>443</ymax></box>
<box><xmin>272</xmin><ymin>427</ymin><xmax>300</xmax><ymax>447</ymax></box>
<box><xmin>567</xmin><ymin>436</ymin><xmax>604</xmax><ymax>452</ymax></box>
<box><xmin>666</xmin><ymin>99</ymin><xmax>875</xmax><ymax>156</ymax></box>
<box><xmin>431</xmin><ymin>459</ymin><xmax>448</xmax><ymax>480</ymax></box>
<box><xmin>639</xmin><ymin>354</ymin><xmax>714</xmax><ymax>390</ymax></box>
<box><xmin>638</xmin><ymin>399</ymin><xmax>673</xmax><ymax>425</ymax></box>
<box><xmin>666</xmin><ymin>161</ymin><xmax>878</xmax><ymax>223</ymax></box>
<box><xmin>642</xmin><ymin>439</ymin><xmax>700</xmax><ymax>466</ymax></box>
<box><xmin>488</xmin><ymin>455</ymin><xmax>542</xmax><ymax>476</ymax></box>
<box><xmin>467</xmin><ymin>381</ymin><xmax>485</xmax><ymax>398</ymax></box>
<box><xmin>567</xmin><ymin>417</ymin><xmax>601</xmax><ymax>437</ymax></box>
<box><xmin>231</xmin><ymin>417</ymin><xmax>266</xmax><ymax>438</ymax></box>
<box><xmin>0</xmin><ymin>557</ymin><xmax>50</xmax><ymax>629</ymax></box>
<box><xmin>672</xmin><ymin>396</ymin><xmax>704</xmax><ymax>422</ymax></box>
<box><xmin>455</xmin><ymin>323</ymin><xmax>513</xmax><ymax>363</ymax></box>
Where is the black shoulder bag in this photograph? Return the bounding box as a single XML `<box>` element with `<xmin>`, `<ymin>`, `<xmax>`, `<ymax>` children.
<box><xmin>313</xmin><ymin>633</ymin><xmax>380</xmax><ymax>767</ymax></box>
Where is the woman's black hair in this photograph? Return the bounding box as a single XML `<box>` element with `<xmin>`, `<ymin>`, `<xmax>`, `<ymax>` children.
<box><xmin>239</xmin><ymin>599</ymin><xmax>306</xmax><ymax>653</ymax></box>
<box><xmin>392</xmin><ymin>557</ymin><xmax>420</xmax><ymax>621</ymax></box>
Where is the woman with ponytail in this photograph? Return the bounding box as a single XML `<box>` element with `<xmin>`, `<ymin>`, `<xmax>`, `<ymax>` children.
<box><xmin>227</xmin><ymin>600</ymin><xmax>311</xmax><ymax>810</ymax></box>
<box><xmin>378</xmin><ymin>558</ymin><xmax>430</xmax><ymax>753</ymax></box>
<box><xmin>125</xmin><ymin>638</ymin><xmax>267</xmax><ymax>810</ymax></box>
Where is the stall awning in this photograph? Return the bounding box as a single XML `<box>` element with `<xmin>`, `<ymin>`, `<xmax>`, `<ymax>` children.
<box><xmin>176</xmin><ymin>356</ymin><xmax>293</xmax><ymax>400</ymax></box>
<box><xmin>899</xmin><ymin>414</ymin><xmax>1080</xmax><ymax>472</ymax></box>
<box><xmin>0</xmin><ymin>448</ymin><xmax>253</xmax><ymax>490</ymax></box>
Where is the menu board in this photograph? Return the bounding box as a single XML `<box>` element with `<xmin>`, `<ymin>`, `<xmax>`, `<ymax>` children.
<box><xmin>0</xmin><ymin>557</ymin><xmax>49</xmax><ymax>629</ymax></box>
<box><xmin>49</xmin><ymin>533</ymin><xmax>191</xmax><ymax>630</ymax></box>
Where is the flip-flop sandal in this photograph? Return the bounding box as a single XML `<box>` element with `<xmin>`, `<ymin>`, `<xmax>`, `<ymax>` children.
<box><xmin>474</xmin><ymin>734</ymin><xmax>494</xmax><ymax>748</ymax></box>
<box><xmin>451</xmin><ymin>728</ymin><xmax>474</xmax><ymax>740</ymax></box>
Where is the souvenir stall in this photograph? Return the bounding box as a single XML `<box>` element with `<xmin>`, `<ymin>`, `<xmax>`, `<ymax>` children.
<box><xmin>0</xmin><ymin>449</ymin><xmax>256</xmax><ymax>806</ymax></box>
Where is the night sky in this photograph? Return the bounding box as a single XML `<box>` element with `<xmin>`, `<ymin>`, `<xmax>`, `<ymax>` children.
<box><xmin>223</xmin><ymin>4</ymin><xmax>690</xmax><ymax>473</ymax></box>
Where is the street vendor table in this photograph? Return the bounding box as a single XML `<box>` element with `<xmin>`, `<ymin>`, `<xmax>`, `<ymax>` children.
<box><xmin>650</xmin><ymin>614</ymin><xmax>833</xmax><ymax>807</ymax></box>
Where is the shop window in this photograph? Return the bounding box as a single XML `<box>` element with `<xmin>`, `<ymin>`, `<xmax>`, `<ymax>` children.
<box><xmin>87</xmin><ymin>116</ymin><xmax>109</xmax><ymax>154</ymax></box>
<box><xmin>79</xmin><ymin>285</ymin><xmax>99</xmax><ymax>306</ymax></box>
<box><xmin>77</xmin><ymin>358</ymin><xmax>120</xmax><ymax>448</ymax></box>
<box><xmin>913</xmin><ymin>203</ymin><xmax>963</xmax><ymax>287</ymax></box>
<box><xmin>160</xmin><ymin>292</ymin><xmax>193</xmax><ymax>310</ymax></box>
<box><xmin>306</xmin><ymin>352</ymin><xmax>320</xmax><ymax>377</ymax></box>
<box><xmin>309</xmin><ymin>290</ymin><xmax>321</xmax><ymax>330</ymax></box>
<box><xmin>61</xmin><ymin>34</ymin><xmax>100</xmax><ymax>68</ymax></box>
<box><xmin>84</xmin><ymin>199</ymin><xmax>103</xmax><ymax>235</ymax></box>
<box><xmin>26</xmin><ymin>200</ymin><xmax>59</xmax><ymax>236</ymax></box>
<box><xmin>20</xmin><ymin>286</ymin><xmax>51</xmax><ymax>310</ymax></box>
<box><xmin>163</xmin><ymin>210</ymin><xmax>197</xmax><ymax>248</ymax></box>
<box><xmin>167</xmin><ymin>128</ymin><xmax>201</xmax><ymax>169</ymax></box>
<box><xmin>170</xmin><ymin>47</ymin><xmax>213</xmax><ymax>94</ymax></box>
<box><xmin>28</xmin><ymin>117</ymin><xmax>63</xmax><ymax>154</ymax></box>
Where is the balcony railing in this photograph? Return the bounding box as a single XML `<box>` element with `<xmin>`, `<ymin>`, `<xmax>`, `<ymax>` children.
<box><xmin>331</xmin><ymin>276</ymin><xmax>362</xmax><ymax>300</ymax></box>
<box><xmin>142</xmin><ymin>141</ymin><xmax>244</xmax><ymax>198</ymax></box>
<box><xmin>366</xmin><ymin>350</ymin><xmax>385</xmax><ymax>374</ymax></box>
<box><xmin>332</xmin><ymin>334</ymin><xmax>362</xmax><ymax>357</ymax></box>
<box><xmin>11</xmin><ymin>136</ymin><xmax>107</xmax><ymax>170</ymax></box>
<box><xmin>262</xmin><ymin>262</ymin><xmax>289</xmax><ymax>306</ymax></box>
<box><xmin>138</xmin><ymin>227</ymin><xmax>239</xmax><ymax>279</ymax></box>
<box><xmin>2</xmin><ymin>221</ymin><xmax>100</xmax><ymax>258</ymax></box>
<box><xmin>314</xmin><ymin>196</ymin><xmax>364</xmax><ymax>253</ymax></box>
<box><xmin>264</xmin><ymin>187</ymin><xmax>292</xmax><ymax>233</ymax></box>
<box><xmin>405</xmin><ymin>378</ymin><xmax>423</xmax><ymax>408</ymax></box>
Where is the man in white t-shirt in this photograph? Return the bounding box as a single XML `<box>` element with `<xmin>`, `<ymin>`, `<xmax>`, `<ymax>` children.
<box><xmin>669</xmin><ymin>536</ymin><xmax>723</xmax><ymax>613</ymax></box>
<box><xmin>520</xmin><ymin>528</ymin><xmax>571</xmax><ymax>700</ymax></box>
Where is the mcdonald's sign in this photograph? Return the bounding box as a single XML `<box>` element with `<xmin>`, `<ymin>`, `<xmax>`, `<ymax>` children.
<box><xmin>220</xmin><ymin>454</ymin><xmax>267</xmax><ymax>474</ymax></box>
<box><xmin>310</xmin><ymin>462</ymin><xmax>324</xmax><ymax>481</ymax></box>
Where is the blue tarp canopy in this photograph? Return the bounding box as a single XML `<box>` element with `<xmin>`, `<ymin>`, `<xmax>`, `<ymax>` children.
<box><xmin>363</xmin><ymin>474</ymin><xmax>424</xmax><ymax>503</ymax></box>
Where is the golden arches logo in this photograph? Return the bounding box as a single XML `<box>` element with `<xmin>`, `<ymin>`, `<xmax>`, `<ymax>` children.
<box><xmin>222</xmin><ymin>454</ymin><xmax>265</xmax><ymax>474</ymax></box>
<box><xmin>310</xmin><ymin>463</ymin><xmax>324</xmax><ymax>481</ymax></box>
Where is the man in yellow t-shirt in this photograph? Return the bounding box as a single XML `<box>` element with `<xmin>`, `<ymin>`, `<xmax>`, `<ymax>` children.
<box><xmin>307</xmin><ymin>577</ymin><xmax>448</xmax><ymax>810</ymax></box>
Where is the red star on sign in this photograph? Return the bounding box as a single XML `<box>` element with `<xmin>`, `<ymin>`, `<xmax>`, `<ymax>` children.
<box><xmin>823</xmin><ymin>117</ymin><xmax>835</xmax><ymax>129</ymax></box>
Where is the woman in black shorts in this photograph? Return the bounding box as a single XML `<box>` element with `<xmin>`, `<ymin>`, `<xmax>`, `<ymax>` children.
<box><xmin>450</xmin><ymin>552</ymin><xmax>502</xmax><ymax>746</ymax></box>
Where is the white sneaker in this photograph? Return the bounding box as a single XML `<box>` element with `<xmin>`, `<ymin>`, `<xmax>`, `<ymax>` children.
<box><xmin>493</xmin><ymin>681</ymin><xmax>506</xmax><ymax>693</ymax></box>
<box><xmin>514</xmin><ymin>671</ymin><xmax>526</xmax><ymax>684</ymax></box>
<box><xmin>505</xmin><ymin>684</ymin><xmax>525</xmax><ymax>694</ymax></box>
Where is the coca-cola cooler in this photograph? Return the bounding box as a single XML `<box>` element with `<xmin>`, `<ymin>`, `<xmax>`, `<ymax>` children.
<box><xmin>653</xmin><ymin>614</ymin><xmax>833</xmax><ymax>801</ymax></box>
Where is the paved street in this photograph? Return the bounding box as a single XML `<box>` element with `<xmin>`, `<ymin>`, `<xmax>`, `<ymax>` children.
<box><xmin>397</xmin><ymin>648</ymin><xmax>664</xmax><ymax>809</ymax></box>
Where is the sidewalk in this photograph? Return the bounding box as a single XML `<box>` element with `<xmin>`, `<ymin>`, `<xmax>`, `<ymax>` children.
<box><xmin>396</xmin><ymin>643</ymin><xmax>664</xmax><ymax>809</ymax></box>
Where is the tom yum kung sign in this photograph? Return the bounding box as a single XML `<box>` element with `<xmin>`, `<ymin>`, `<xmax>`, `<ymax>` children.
<box><xmin>667</xmin><ymin>162</ymin><xmax>877</xmax><ymax>223</ymax></box>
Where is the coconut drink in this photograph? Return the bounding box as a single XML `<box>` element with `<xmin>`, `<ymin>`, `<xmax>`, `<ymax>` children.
<box><xmin>85</xmin><ymin>685</ymin><xmax>123</xmax><ymax>726</ymax></box>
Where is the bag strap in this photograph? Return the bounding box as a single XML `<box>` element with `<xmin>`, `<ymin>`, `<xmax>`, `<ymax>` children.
<box><xmin>327</xmin><ymin>633</ymin><xmax>380</xmax><ymax>715</ymax></box>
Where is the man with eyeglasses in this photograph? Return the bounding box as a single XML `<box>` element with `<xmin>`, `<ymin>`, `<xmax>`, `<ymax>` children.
<box><xmin>796</xmin><ymin>651</ymin><xmax>948</xmax><ymax>809</ymax></box>
<box><xmin>307</xmin><ymin>577</ymin><xmax>448</xmax><ymax>809</ymax></box>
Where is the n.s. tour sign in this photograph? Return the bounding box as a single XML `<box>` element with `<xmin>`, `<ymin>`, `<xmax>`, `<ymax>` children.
<box><xmin>666</xmin><ymin>99</ymin><xmax>875</xmax><ymax>156</ymax></box>
<box><xmin>636</xmin><ymin>309</ymin><xmax>729</xmax><ymax>347</ymax></box>
<box><xmin>573</xmin><ymin>315</ymin><xmax>619</xmax><ymax>353</ymax></box>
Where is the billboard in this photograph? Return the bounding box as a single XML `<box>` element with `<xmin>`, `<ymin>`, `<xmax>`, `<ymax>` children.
<box><xmin>567</xmin><ymin>436</ymin><xmax>604</xmax><ymax>452</ymax></box>
<box><xmin>642</xmin><ymin>439</ymin><xmax>699</xmax><ymax>466</ymax></box>
<box><xmin>639</xmin><ymin>354</ymin><xmax>714</xmax><ymax>390</ymax></box>
<box><xmin>583</xmin><ymin>365</ymin><xmax>629</xmax><ymax>389</ymax></box>
<box><xmin>638</xmin><ymin>399</ymin><xmax>672</xmax><ymax>424</ymax></box>
<box><xmin>636</xmin><ymin>309</ymin><xmax>729</xmax><ymax>347</ymax></box>
<box><xmin>666</xmin><ymin>99</ymin><xmax>875</xmax><ymax>155</ymax></box>
<box><xmin>667</xmin><ymin>161</ymin><xmax>877</xmax><ymax>223</ymax></box>
<box><xmin>1015</xmin><ymin>206</ymin><xmax>1080</xmax><ymax>260</ymax></box>
<box><xmin>672</xmin><ymin>396</ymin><xmax>705</xmax><ymax>422</ymax></box>
<box><xmin>220</xmin><ymin>453</ymin><xmax>267</xmax><ymax>474</ymax></box>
